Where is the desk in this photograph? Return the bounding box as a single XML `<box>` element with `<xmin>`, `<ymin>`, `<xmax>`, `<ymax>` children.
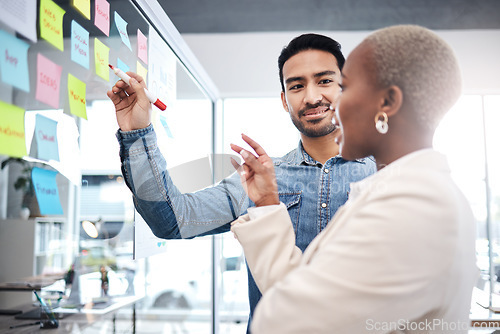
<box><xmin>0</xmin><ymin>295</ymin><xmax>142</xmax><ymax>334</ymax></box>
<box><xmin>0</xmin><ymin>274</ymin><xmax>64</xmax><ymax>292</ymax></box>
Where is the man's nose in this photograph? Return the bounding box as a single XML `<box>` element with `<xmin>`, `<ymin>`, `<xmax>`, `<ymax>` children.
<box><xmin>303</xmin><ymin>85</ymin><xmax>322</xmax><ymax>105</ymax></box>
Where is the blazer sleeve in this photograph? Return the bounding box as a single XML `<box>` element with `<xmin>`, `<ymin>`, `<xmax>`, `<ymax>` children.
<box><xmin>231</xmin><ymin>203</ymin><xmax>303</xmax><ymax>293</ymax></box>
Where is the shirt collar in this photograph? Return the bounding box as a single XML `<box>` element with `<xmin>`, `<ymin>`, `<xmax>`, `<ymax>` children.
<box><xmin>295</xmin><ymin>141</ymin><xmax>367</xmax><ymax>166</ymax></box>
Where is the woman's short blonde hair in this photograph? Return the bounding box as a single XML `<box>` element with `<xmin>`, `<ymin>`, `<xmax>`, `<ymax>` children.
<box><xmin>364</xmin><ymin>25</ymin><xmax>462</xmax><ymax>131</ymax></box>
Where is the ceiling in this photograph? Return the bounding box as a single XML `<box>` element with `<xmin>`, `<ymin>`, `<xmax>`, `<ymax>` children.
<box><xmin>157</xmin><ymin>0</ymin><xmax>500</xmax><ymax>34</ymax></box>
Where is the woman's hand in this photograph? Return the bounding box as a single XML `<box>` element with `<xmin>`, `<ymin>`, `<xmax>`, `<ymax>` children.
<box><xmin>231</xmin><ymin>134</ymin><xmax>279</xmax><ymax>207</ymax></box>
<box><xmin>106</xmin><ymin>72</ymin><xmax>152</xmax><ymax>132</ymax></box>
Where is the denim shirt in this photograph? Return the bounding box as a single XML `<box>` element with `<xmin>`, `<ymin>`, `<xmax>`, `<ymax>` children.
<box><xmin>116</xmin><ymin>124</ymin><xmax>376</xmax><ymax>329</ymax></box>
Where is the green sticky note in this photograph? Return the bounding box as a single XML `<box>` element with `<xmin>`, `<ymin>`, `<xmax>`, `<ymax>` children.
<box><xmin>0</xmin><ymin>100</ymin><xmax>27</xmax><ymax>158</ymax></box>
<box><xmin>136</xmin><ymin>61</ymin><xmax>148</xmax><ymax>82</ymax></box>
<box><xmin>72</xmin><ymin>0</ymin><xmax>90</xmax><ymax>20</ymax></box>
<box><xmin>94</xmin><ymin>38</ymin><xmax>109</xmax><ymax>81</ymax></box>
<box><xmin>68</xmin><ymin>73</ymin><xmax>87</xmax><ymax>119</ymax></box>
<box><xmin>40</xmin><ymin>0</ymin><xmax>66</xmax><ymax>51</ymax></box>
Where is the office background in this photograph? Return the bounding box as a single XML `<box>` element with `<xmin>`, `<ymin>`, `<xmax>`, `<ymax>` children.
<box><xmin>0</xmin><ymin>0</ymin><xmax>499</xmax><ymax>333</ymax></box>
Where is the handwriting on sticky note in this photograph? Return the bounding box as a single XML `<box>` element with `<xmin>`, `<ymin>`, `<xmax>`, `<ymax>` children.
<box><xmin>71</xmin><ymin>20</ymin><xmax>89</xmax><ymax>68</ymax></box>
<box><xmin>137</xmin><ymin>29</ymin><xmax>148</xmax><ymax>64</ymax></box>
<box><xmin>39</xmin><ymin>131</ymin><xmax>55</xmax><ymax>142</ymax></box>
<box><xmin>0</xmin><ymin>30</ymin><xmax>30</xmax><ymax>92</ymax></box>
<box><xmin>36</xmin><ymin>53</ymin><xmax>62</xmax><ymax>109</ymax></box>
<box><xmin>114</xmin><ymin>11</ymin><xmax>132</xmax><ymax>51</ymax></box>
<box><xmin>40</xmin><ymin>0</ymin><xmax>66</xmax><ymax>51</ymax></box>
<box><xmin>94</xmin><ymin>38</ymin><xmax>109</xmax><ymax>81</ymax></box>
<box><xmin>0</xmin><ymin>100</ymin><xmax>27</xmax><ymax>158</ymax></box>
<box><xmin>35</xmin><ymin>114</ymin><xmax>59</xmax><ymax>161</ymax></box>
<box><xmin>68</xmin><ymin>73</ymin><xmax>87</xmax><ymax>119</ymax></box>
<box><xmin>94</xmin><ymin>0</ymin><xmax>110</xmax><ymax>36</ymax></box>
<box><xmin>32</xmin><ymin>167</ymin><xmax>63</xmax><ymax>215</ymax></box>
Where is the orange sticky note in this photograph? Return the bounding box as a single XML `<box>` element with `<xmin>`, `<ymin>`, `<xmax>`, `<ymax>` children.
<box><xmin>68</xmin><ymin>73</ymin><xmax>87</xmax><ymax>119</ymax></box>
<box><xmin>40</xmin><ymin>0</ymin><xmax>66</xmax><ymax>51</ymax></box>
<box><xmin>0</xmin><ymin>100</ymin><xmax>27</xmax><ymax>158</ymax></box>
<box><xmin>94</xmin><ymin>38</ymin><xmax>109</xmax><ymax>81</ymax></box>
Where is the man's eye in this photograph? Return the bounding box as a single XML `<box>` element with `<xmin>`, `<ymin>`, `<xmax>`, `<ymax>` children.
<box><xmin>289</xmin><ymin>84</ymin><xmax>303</xmax><ymax>90</ymax></box>
<box><xmin>319</xmin><ymin>79</ymin><xmax>333</xmax><ymax>84</ymax></box>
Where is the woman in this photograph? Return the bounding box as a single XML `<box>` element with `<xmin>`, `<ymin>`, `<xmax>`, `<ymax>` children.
<box><xmin>230</xmin><ymin>25</ymin><xmax>477</xmax><ymax>333</ymax></box>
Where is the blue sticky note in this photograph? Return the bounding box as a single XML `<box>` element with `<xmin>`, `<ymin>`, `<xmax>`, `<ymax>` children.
<box><xmin>160</xmin><ymin>115</ymin><xmax>173</xmax><ymax>138</ymax></box>
<box><xmin>0</xmin><ymin>30</ymin><xmax>30</xmax><ymax>92</ymax></box>
<box><xmin>117</xmin><ymin>58</ymin><xmax>130</xmax><ymax>73</ymax></box>
<box><xmin>114</xmin><ymin>11</ymin><xmax>132</xmax><ymax>51</ymax></box>
<box><xmin>32</xmin><ymin>167</ymin><xmax>64</xmax><ymax>215</ymax></box>
<box><xmin>35</xmin><ymin>114</ymin><xmax>59</xmax><ymax>161</ymax></box>
<box><xmin>71</xmin><ymin>20</ymin><xmax>89</xmax><ymax>69</ymax></box>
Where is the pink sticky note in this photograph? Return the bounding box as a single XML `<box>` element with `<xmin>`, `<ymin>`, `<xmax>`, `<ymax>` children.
<box><xmin>137</xmin><ymin>29</ymin><xmax>148</xmax><ymax>64</ymax></box>
<box><xmin>36</xmin><ymin>53</ymin><xmax>62</xmax><ymax>109</ymax></box>
<box><xmin>94</xmin><ymin>0</ymin><xmax>110</xmax><ymax>36</ymax></box>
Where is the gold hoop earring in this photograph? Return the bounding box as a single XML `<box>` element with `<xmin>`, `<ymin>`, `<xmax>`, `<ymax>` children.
<box><xmin>374</xmin><ymin>112</ymin><xmax>389</xmax><ymax>134</ymax></box>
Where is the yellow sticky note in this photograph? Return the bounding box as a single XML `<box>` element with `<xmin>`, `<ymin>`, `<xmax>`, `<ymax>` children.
<box><xmin>0</xmin><ymin>100</ymin><xmax>27</xmax><ymax>158</ymax></box>
<box><xmin>72</xmin><ymin>0</ymin><xmax>91</xmax><ymax>20</ymax></box>
<box><xmin>68</xmin><ymin>74</ymin><xmax>87</xmax><ymax>119</ymax></box>
<box><xmin>136</xmin><ymin>61</ymin><xmax>148</xmax><ymax>82</ymax></box>
<box><xmin>40</xmin><ymin>0</ymin><xmax>66</xmax><ymax>51</ymax></box>
<box><xmin>94</xmin><ymin>38</ymin><xmax>109</xmax><ymax>81</ymax></box>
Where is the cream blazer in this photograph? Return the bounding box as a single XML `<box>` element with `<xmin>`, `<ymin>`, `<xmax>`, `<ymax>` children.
<box><xmin>231</xmin><ymin>149</ymin><xmax>478</xmax><ymax>334</ymax></box>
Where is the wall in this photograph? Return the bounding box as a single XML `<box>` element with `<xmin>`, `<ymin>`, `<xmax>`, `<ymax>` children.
<box><xmin>183</xmin><ymin>30</ymin><xmax>500</xmax><ymax>98</ymax></box>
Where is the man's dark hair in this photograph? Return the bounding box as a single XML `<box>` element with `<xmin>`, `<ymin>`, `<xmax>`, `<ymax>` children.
<box><xmin>278</xmin><ymin>33</ymin><xmax>345</xmax><ymax>92</ymax></box>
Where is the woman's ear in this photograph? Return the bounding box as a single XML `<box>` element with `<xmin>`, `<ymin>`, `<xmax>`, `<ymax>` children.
<box><xmin>281</xmin><ymin>91</ymin><xmax>289</xmax><ymax>113</ymax></box>
<box><xmin>380</xmin><ymin>85</ymin><xmax>403</xmax><ymax>117</ymax></box>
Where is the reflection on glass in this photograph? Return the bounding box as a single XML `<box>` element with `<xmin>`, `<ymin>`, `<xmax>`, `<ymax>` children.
<box><xmin>434</xmin><ymin>95</ymin><xmax>500</xmax><ymax>306</ymax></box>
<box><xmin>484</xmin><ymin>96</ymin><xmax>500</xmax><ymax>293</ymax></box>
<box><xmin>222</xmin><ymin>98</ymin><xmax>300</xmax><ymax>158</ymax></box>
<box><xmin>433</xmin><ymin>95</ymin><xmax>487</xmax><ymax>282</ymax></box>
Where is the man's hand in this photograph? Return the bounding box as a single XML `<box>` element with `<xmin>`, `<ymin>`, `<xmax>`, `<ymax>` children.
<box><xmin>106</xmin><ymin>72</ymin><xmax>151</xmax><ymax>132</ymax></box>
<box><xmin>231</xmin><ymin>134</ymin><xmax>279</xmax><ymax>207</ymax></box>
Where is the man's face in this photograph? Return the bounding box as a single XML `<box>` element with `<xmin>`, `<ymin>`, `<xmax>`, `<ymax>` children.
<box><xmin>281</xmin><ymin>49</ymin><xmax>342</xmax><ymax>138</ymax></box>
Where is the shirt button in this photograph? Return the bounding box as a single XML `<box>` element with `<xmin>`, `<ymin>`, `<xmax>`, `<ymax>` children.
<box><xmin>324</xmin><ymin>168</ymin><xmax>329</xmax><ymax>173</ymax></box>
<box><xmin>321</xmin><ymin>203</ymin><xmax>327</xmax><ymax>208</ymax></box>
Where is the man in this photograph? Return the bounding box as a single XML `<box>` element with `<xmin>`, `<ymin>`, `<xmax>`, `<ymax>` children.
<box><xmin>107</xmin><ymin>33</ymin><xmax>376</xmax><ymax>329</ymax></box>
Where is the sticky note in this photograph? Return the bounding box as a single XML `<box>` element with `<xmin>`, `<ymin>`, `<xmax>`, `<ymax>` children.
<box><xmin>136</xmin><ymin>61</ymin><xmax>147</xmax><ymax>81</ymax></box>
<box><xmin>68</xmin><ymin>73</ymin><xmax>87</xmax><ymax>119</ymax></box>
<box><xmin>117</xmin><ymin>58</ymin><xmax>129</xmax><ymax>73</ymax></box>
<box><xmin>71</xmin><ymin>20</ymin><xmax>89</xmax><ymax>69</ymax></box>
<box><xmin>35</xmin><ymin>53</ymin><xmax>62</xmax><ymax>109</ymax></box>
<box><xmin>94</xmin><ymin>0</ymin><xmax>110</xmax><ymax>36</ymax></box>
<box><xmin>39</xmin><ymin>0</ymin><xmax>66</xmax><ymax>51</ymax></box>
<box><xmin>94</xmin><ymin>38</ymin><xmax>109</xmax><ymax>81</ymax></box>
<box><xmin>114</xmin><ymin>11</ymin><xmax>132</xmax><ymax>51</ymax></box>
<box><xmin>72</xmin><ymin>0</ymin><xmax>90</xmax><ymax>20</ymax></box>
<box><xmin>137</xmin><ymin>29</ymin><xmax>148</xmax><ymax>64</ymax></box>
<box><xmin>32</xmin><ymin>167</ymin><xmax>63</xmax><ymax>215</ymax></box>
<box><xmin>35</xmin><ymin>114</ymin><xmax>59</xmax><ymax>161</ymax></box>
<box><xmin>0</xmin><ymin>0</ymin><xmax>37</xmax><ymax>42</ymax></box>
<box><xmin>0</xmin><ymin>100</ymin><xmax>27</xmax><ymax>158</ymax></box>
<box><xmin>0</xmin><ymin>30</ymin><xmax>30</xmax><ymax>92</ymax></box>
<box><xmin>160</xmin><ymin>115</ymin><xmax>173</xmax><ymax>138</ymax></box>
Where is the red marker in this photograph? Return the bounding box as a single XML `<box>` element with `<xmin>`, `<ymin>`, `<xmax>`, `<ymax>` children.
<box><xmin>109</xmin><ymin>64</ymin><xmax>166</xmax><ymax>111</ymax></box>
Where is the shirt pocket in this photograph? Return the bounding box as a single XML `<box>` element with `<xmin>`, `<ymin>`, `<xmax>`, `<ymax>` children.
<box><xmin>278</xmin><ymin>192</ymin><xmax>302</xmax><ymax>235</ymax></box>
